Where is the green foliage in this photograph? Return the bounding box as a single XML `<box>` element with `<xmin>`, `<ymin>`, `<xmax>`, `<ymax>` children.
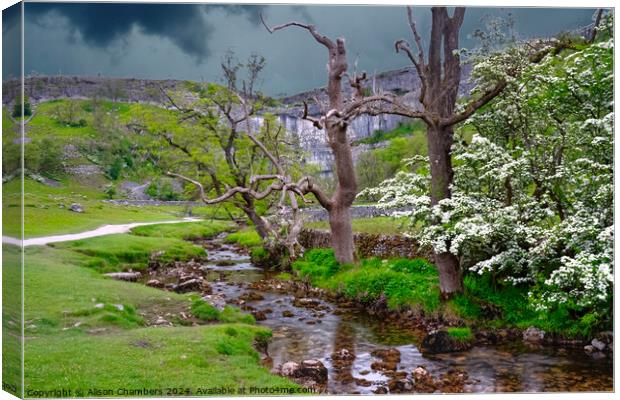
<box><xmin>354</xmin><ymin>127</ymin><xmax>428</xmax><ymax>190</ymax></box>
<box><xmin>225</xmin><ymin>228</ymin><xmax>262</xmax><ymax>247</ymax></box>
<box><xmin>24</xmin><ymin>136</ymin><xmax>64</xmax><ymax>177</ymax></box>
<box><xmin>446</xmin><ymin>327</ymin><xmax>474</xmax><ymax>341</ymax></box>
<box><xmin>215</xmin><ymin>335</ymin><xmax>258</xmax><ymax>359</ymax></box>
<box><xmin>145</xmin><ymin>178</ymin><xmax>180</xmax><ymax>201</ymax></box>
<box><xmin>12</xmin><ymin>94</ymin><xmax>31</xmax><ymax>117</ymax></box>
<box><xmin>250</xmin><ymin>246</ymin><xmax>268</xmax><ymax>259</ymax></box>
<box><xmin>354</xmin><ymin>121</ymin><xmax>425</xmax><ymax>145</ymax></box>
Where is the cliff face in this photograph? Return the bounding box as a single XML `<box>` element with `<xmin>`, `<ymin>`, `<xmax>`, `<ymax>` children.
<box><xmin>2</xmin><ymin>75</ymin><xmax>188</xmax><ymax>105</ymax></box>
<box><xmin>3</xmin><ymin>65</ymin><xmax>472</xmax><ymax>175</ymax></box>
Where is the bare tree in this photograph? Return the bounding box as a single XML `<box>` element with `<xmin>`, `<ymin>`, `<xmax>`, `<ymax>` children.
<box><xmin>260</xmin><ymin>15</ymin><xmax>425</xmax><ymax>264</ymax></box>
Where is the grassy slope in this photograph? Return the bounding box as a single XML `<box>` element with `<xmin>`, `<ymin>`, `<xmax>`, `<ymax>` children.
<box><xmin>2</xmin><ymin>99</ymin><xmax>240</xmax><ymax>238</ymax></box>
<box><xmin>18</xmin><ymin>222</ymin><xmax>296</xmax><ymax>394</ymax></box>
<box><xmin>50</xmin><ymin>221</ymin><xmax>235</xmax><ymax>273</ymax></box>
<box><xmin>2</xmin><ymin>179</ymin><xmax>232</xmax><ymax>238</ymax></box>
<box><xmin>2</xmin><ymin>245</ymin><xmax>22</xmax><ymax>396</ymax></box>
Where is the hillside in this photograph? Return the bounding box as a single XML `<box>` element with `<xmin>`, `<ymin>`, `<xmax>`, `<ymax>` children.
<box><xmin>3</xmin><ymin>66</ymin><xmax>457</xmax><ymax>177</ymax></box>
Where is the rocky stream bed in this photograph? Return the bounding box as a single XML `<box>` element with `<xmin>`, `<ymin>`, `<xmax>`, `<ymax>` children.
<box><xmin>123</xmin><ymin>235</ymin><xmax>613</xmax><ymax>394</ymax></box>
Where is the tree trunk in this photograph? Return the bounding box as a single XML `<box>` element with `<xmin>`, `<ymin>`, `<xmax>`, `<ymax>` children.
<box><xmin>427</xmin><ymin>125</ymin><xmax>455</xmax><ymax>204</ymax></box>
<box><xmin>328</xmin><ymin>205</ymin><xmax>355</xmax><ymax>264</ymax></box>
<box><xmin>427</xmin><ymin>124</ymin><xmax>463</xmax><ymax>297</ymax></box>
<box><xmin>241</xmin><ymin>193</ymin><xmax>270</xmax><ymax>240</ymax></box>
<box><xmin>435</xmin><ymin>252</ymin><xmax>462</xmax><ymax>299</ymax></box>
<box><xmin>328</xmin><ymin>124</ymin><xmax>357</xmax><ymax>264</ymax></box>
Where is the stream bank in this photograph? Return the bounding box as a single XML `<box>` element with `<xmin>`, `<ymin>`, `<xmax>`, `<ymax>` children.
<box><xmin>111</xmin><ymin>234</ymin><xmax>613</xmax><ymax>394</ymax></box>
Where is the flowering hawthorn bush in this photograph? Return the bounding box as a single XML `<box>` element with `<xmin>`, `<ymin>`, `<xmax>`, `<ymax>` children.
<box><xmin>360</xmin><ymin>17</ymin><xmax>613</xmax><ymax>330</ymax></box>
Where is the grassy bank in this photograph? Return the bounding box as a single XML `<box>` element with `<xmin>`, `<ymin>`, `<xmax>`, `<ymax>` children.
<box><xmin>291</xmin><ymin>249</ymin><xmax>601</xmax><ymax>338</ymax></box>
<box><xmin>14</xmin><ymin>219</ymin><xmax>297</xmax><ymax>394</ymax></box>
<box><xmin>50</xmin><ymin>220</ymin><xmax>233</xmax><ymax>273</ymax></box>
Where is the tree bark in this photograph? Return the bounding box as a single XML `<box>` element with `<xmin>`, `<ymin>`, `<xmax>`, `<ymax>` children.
<box><xmin>241</xmin><ymin>195</ymin><xmax>270</xmax><ymax>240</ymax></box>
<box><xmin>427</xmin><ymin>125</ymin><xmax>455</xmax><ymax>205</ymax></box>
<box><xmin>328</xmin><ymin>205</ymin><xmax>356</xmax><ymax>264</ymax></box>
<box><xmin>435</xmin><ymin>252</ymin><xmax>462</xmax><ymax>298</ymax></box>
<box><xmin>427</xmin><ymin>124</ymin><xmax>463</xmax><ymax>296</ymax></box>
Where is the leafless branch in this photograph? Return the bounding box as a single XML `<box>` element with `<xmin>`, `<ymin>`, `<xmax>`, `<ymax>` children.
<box><xmin>260</xmin><ymin>13</ymin><xmax>333</xmax><ymax>50</ymax></box>
<box><xmin>302</xmin><ymin>101</ymin><xmax>324</xmax><ymax>129</ymax></box>
<box><xmin>406</xmin><ymin>6</ymin><xmax>426</xmax><ymax>66</ymax></box>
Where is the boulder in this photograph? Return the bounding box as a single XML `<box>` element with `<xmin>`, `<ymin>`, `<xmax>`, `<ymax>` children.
<box><xmin>174</xmin><ymin>279</ymin><xmax>202</xmax><ymax>293</ymax></box>
<box><xmin>280</xmin><ymin>361</ymin><xmax>300</xmax><ymax>377</ymax></box>
<box><xmin>388</xmin><ymin>378</ymin><xmax>413</xmax><ymax>393</ymax></box>
<box><xmin>201</xmin><ymin>281</ymin><xmax>213</xmax><ymax>295</ymax></box>
<box><xmin>371</xmin><ymin>360</ymin><xmax>398</xmax><ymax>371</ymax></box>
<box><xmin>202</xmin><ymin>294</ymin><xmax>226</xmax><ymax>311</ymax></box>
<box><xmin>373</xmin><ymin>386</ymin><xmax>388</xmax><ymax>394</ymax></box>
<box><xmin>282</xmin><ymin>310</ymin><xmax>294</xmax><ymax>318</ymax></box>
<box><xmin>522</xmin><ymin>326</ymin><xmax>545</xmax><ymax>344</ymax></box>
<box><xmin>591</xmin><ymin>338</ymin><xmax>606</xmax><ymax>351</ymax></box>
<box><xmin>420</xmin><ymin>330</ymin><xmax>473</xmax><ymax>354</ymax></box>
<box><xmin>146</xmin><ymin>279</ymin><xmax>164</xmax><ymax>288</ymax></box>
<box><xmin>371</xmin><ymin>348</ymin><xmax>401</xmax><ymax>363</ymax></box>
<box><xmin>104</xmin><ymin>272</ymin><xmax>141</xmax><ymax>282</ymax></box>
<box><xmin>293</xmin><ymin>297</ymin><xmax>321</xmax><ymax>309</ymax></box>
<box><xmin>297</xmin><ymin>359</ymin><xmax>328</xmax><ymax>384</ymax></box>
<box><xmin>251</xmin><ymin>310</ymin><xmax>267</xmax><ymax>321</ymax></box>
<box><xmin>239</xmin><ymin>292</ymin><xmax>265</xmax><ymax>301</ymax></box>
<box><xmin>69</xmin><ymin>203</ymin><xmax>84</xmax><ymax>213</ymax></box>
<box><xmin>412</xmin><ymin>366</ymin><xmax>438</xmax><ymax>393</ymax></box>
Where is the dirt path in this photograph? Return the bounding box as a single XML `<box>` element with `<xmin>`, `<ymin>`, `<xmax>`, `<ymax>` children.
<box><xmin>2</xmin><ymin>217</ymin><xmax>202</xmax><ymax>247</ymax></box>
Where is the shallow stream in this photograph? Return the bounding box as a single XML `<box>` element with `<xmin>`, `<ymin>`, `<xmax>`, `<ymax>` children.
<box><xmin>167</xmin><ymin>238</ymin><xmax>614</xmax><ymax>394</ymax></box>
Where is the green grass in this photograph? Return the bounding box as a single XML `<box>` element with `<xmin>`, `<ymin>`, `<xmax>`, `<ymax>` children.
<box><xmin>2</xmin><ymin>245</ymin><xmax>23</xmax><ymax>396</ymax></box>
<box><xmin>51</xmin><ymin>233</ymin><xmax>206</xmax><ymax>273</ymax></box>
<box><xmin>130</xmin><ymin>220</ymin><xmax>235</xmax><ymax>240</ymax></box>
<box><xmin>225</xmin><ymin>228</ymin><xmax>262</xmax><ymax>247</ymax></box>
<box><xmin>292</xmin><ymin>249</ymin><xmax>441</xmax><ymax>313</ymax></box>
<box><xmin>2</xmin><ymin>178</ymin><xmax>233</xmax><ymax>238</ymax></box>
<box><xmin>305</xmin><ymin>216</ymin><xmax>408</xmax><ymax>236</ymax></box>
<box><xmin>274</xmin><ymin>272</ymin><xmax>293</xmax><ymax>281</ymax></box>
<box><xmin>353</xmin><ymin>121</ymin><xmax>426</xmax><ymax>145</ymax></box>
<box><xmin>20</xmin><ymin>243</ymin><xmax>297</xmax><ymax>394</ymax></box>
<box><xmin>190</xmin><ymin>300</ymin><xmax>255</xmax><ymax>325</ymax></box>
<box><xmin>24</xmin><ymin>325</ymin><xmax>295</xmax><ymax>395</ymax></box>
<box><xmin>446</xmin><ymin>327</ymin><xmax>474</xmax><ymax>341</ymax></box>
<box><xmin>290</xmin><ymin>249</ymin><xmax>599</xmax><ymax>337</ymax></box>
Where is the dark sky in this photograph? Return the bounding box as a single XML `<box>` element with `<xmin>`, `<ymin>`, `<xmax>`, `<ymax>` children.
<box><xmin>3</xmin><ymin>3</ymin><xmax>600</xmax><ymax>96</ymax></box>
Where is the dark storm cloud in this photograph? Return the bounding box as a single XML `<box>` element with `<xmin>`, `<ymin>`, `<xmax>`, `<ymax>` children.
<box><xmin>14</xmin><ymin>4</ymin><xmax>602</xmax><ymax>95</ymax></box>
<box><xmin>25</xmin><ymin>3</ymin><xmax>265</xmax><ymax>61</ymax></box>
<box><xmin>2</xmin><ymin>3</ymin><xmax>22</xmax><ymax>79</ymax></box>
